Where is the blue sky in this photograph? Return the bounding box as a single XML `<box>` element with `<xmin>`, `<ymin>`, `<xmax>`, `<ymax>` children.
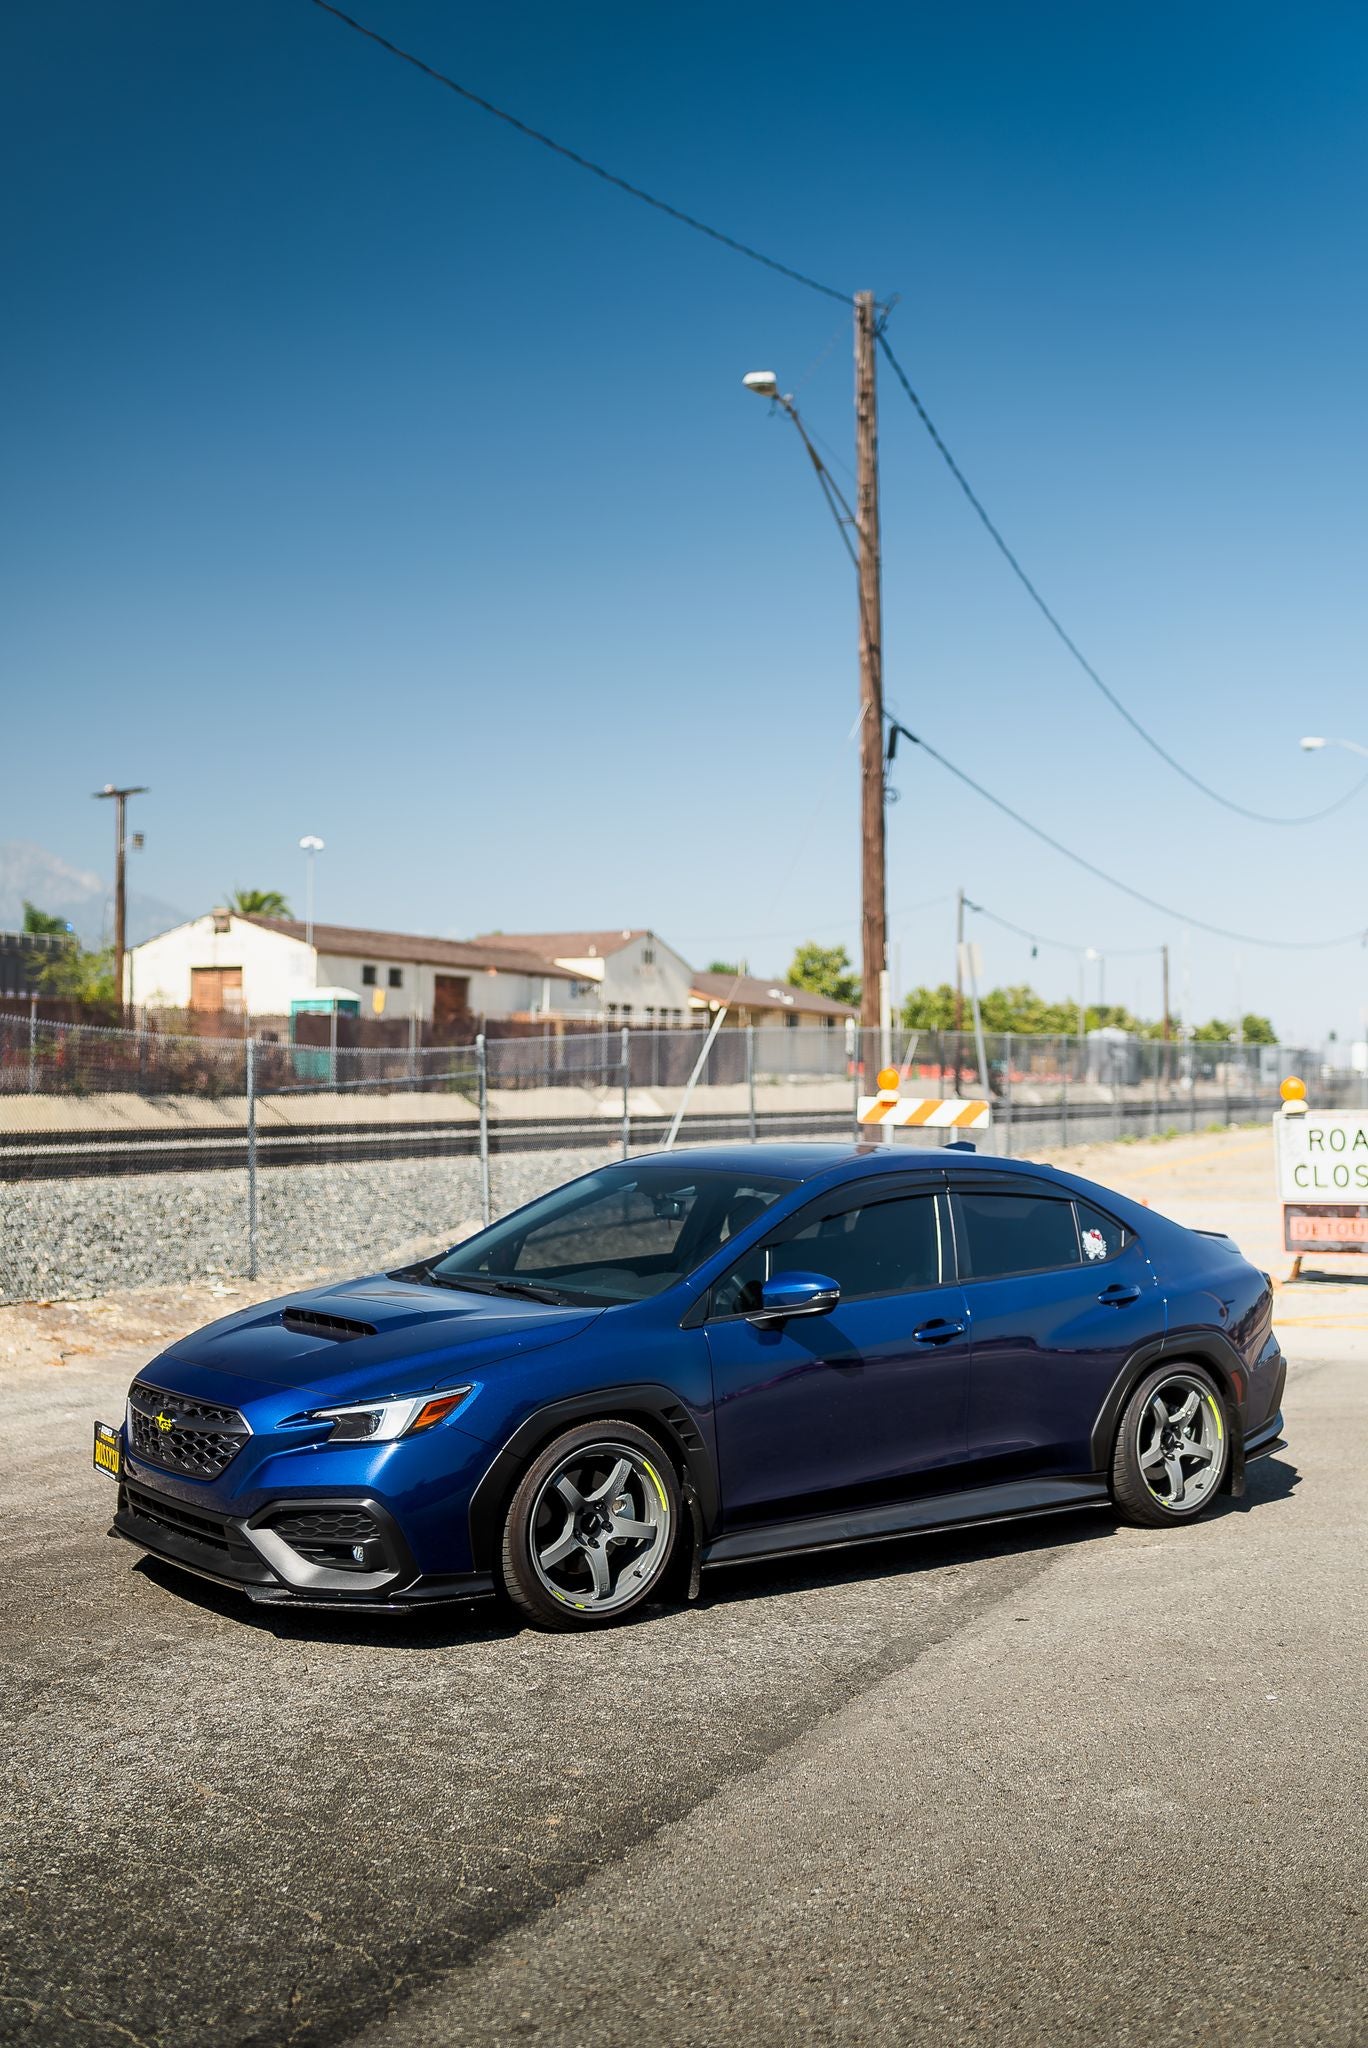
<box><xmin>3</xmin><ymin>1</ymin><xmax>1366</xmax><ymax>1042</ymax></box>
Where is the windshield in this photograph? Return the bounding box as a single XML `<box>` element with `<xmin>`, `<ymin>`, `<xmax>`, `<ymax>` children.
<box><xmin>426</xmin><ymin>1163</ymin><xmax>795</xmax><ymax>1305</ymax></box>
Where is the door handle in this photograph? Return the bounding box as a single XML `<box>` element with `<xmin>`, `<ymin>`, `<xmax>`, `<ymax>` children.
<box><xmin>913</xmin><ymin>1318</ymin><xmax>966</xmax><ymax>1345</ymax></box>
<box><xmin>1097</xmin><ymin>1283</ymin><xmax>1142</xmax><ymax>1307</ymax></box>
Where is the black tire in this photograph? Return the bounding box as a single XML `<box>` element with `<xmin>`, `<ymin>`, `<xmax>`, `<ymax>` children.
<box><xmin>1111</xmin><ymin>1362</ymin><xmax>1230</xmax><ymax>1527</ymax></box>
<box><xmin>499</xmin><ymin>1418</ymin><xmax>682</xmax><ymax>1631</ymax></box>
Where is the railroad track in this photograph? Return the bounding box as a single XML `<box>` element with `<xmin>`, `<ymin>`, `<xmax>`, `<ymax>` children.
<box><xmin>0</xmin><ymin>1096</ymin><xmax>1280</xmax><ymax>1181</ymax></box>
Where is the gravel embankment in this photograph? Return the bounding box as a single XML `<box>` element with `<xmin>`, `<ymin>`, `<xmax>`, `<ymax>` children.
<box><xmin>0</xmin><ymin>1147</ymin><xmax>620</xmax><ymax>1304</ymax></box>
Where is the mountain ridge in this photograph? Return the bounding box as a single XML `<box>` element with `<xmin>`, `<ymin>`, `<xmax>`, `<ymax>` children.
<box><xmin>0</xmin><ymin>841</ymin><xmax>188</xmax><ymax>949</ymax></box>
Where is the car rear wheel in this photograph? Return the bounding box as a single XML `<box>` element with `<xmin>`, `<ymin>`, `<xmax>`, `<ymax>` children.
<box><xmin>499</xmin><ymin>1419</ymin><xmax>681</xmax><ymax>1631</ymax></box>
<box><xmin>1111</xmin><ymin>1363</ymin><xmax>1229</xmax><ymax>1526</ymax></box>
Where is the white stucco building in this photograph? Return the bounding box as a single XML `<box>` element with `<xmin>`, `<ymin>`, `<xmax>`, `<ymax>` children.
<box><xmin>473</xmin><ymin>929</ymin><xmax>697</xmax><ymax>1024</ymax></box>
<box><xmin>127</xmin><ymin>912</ymin><xmax>597</xmax><ymax>1028</ymax></box>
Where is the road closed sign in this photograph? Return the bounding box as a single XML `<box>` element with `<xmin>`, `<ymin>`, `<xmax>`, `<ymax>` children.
<box><xmin>1276</xmin><ymin>1109</ymin><xmax>1368</xmax><ymax>1252</ymax></box>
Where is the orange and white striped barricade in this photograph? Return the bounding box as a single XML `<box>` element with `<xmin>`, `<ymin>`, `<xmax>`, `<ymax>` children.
<box><xmin>857</xmin><ymin>1091</ymin><xmax>991</xmax><ymax>1133</ymax></box>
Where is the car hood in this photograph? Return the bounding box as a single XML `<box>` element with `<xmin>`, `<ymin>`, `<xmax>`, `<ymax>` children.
<box><xmin>144</xmin><ymin>1272</ymin><xmax>604</xmax><ymax>1407</ymax></box>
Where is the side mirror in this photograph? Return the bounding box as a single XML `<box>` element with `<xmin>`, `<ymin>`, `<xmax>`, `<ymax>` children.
<box><xmin>750</xmin><ymin>1271</ymin><xmax>840</xmax><ymax>1323</ymax></box>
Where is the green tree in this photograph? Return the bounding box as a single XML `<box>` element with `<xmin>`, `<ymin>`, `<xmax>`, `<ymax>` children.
<box><xmin>706</xmin><ymin>959</ymin><xmax>741</xmax><ymax>977</ymax></box>
<box><xmin>788</xmin><ymin>942</ymin><xmax>860</xmax><ymax>1007</ymax></box>
<box><xmin>229</xmin><ymin>888</ymin><xmax>292</xmax><ymax>917</ymax></box>
<box><xmin>1193</xmin><ymin>1013</ymin><xmax>1277</xmax><ymax>1045</ymax></box>
<box><xmin>22</xmin><ymin>902</ymin><xmax>70</xmax><ymax>936</ymax></box>
<box><xmin>902</xmin><ymin>979</ymin><xmax>1166</xmax><ymax>1037</ymax></box>
<box><xmin>900</xmin><ymin>983</ymin><xmax>958</xmax><ymax>1030</ymax></box>
<box><xmin>39</xmin><ymin>944</ymin><xmax>117</xmax><ymax>1004</ymax></box>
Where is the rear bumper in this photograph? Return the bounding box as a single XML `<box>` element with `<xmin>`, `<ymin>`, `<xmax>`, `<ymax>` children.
<box><xmin>1243</xmin><ymin>1411</ymin><xmax>1287</xmax><ymax>1463</ymax></box>
<box><xmin>112</xmin><ymin>1474</ymin><xmax>494</xmax><ymax>1612</ymax></box>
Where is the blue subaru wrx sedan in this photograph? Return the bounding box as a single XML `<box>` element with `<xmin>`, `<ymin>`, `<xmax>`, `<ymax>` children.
<box><xmin>97</xmin><ymin>1144</ymin><xmax>1288</xmax><ymax>1630</ymax></box>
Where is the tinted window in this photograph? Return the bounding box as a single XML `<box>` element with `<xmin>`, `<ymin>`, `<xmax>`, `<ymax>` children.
<box><xmin>711</xmin><ymin>1193</ymin><xmax>941</xmax><ymax>1317</ymax></box>
<box><xmin>429</xmin><ymin>1165</ymin><xmax>791</xmax><ymax>1304</ymax></box>
<box><xmin>955</xmin><ymin>1192</ymin><xmax>1080</xmax><ymax>1279</ymax></box>
<box><xmin>1076</xmin><ymin>1200</ymin><xmax>1130</xmax><ymax>1264</ymax></box>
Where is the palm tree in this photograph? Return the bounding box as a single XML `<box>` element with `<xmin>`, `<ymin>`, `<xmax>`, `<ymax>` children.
<box><xmin>22</xmin><ymin>901</ymin><xmax>70</xmax><ymax>936</ymax></box>
<box><xmin>228</xmin><ymin>888</ymin><xmax>292</xmax><ymax>918</ymax></box>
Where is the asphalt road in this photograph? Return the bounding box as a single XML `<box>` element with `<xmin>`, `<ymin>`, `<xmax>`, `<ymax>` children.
<box><xmin>3</xmin><ymin>1158</ymin><xmax>1364</xmax><ymax>2047</ymax></box>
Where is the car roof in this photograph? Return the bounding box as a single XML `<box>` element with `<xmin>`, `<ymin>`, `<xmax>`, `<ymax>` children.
<box><xmin>628</xmin><ymin>1142</ymin><xmax>1065</xmax><ymax>1184</ymax></box>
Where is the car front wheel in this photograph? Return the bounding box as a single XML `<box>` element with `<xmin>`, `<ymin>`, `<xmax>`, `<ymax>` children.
<box><xmin>499</xmin><ymin>1419</ymin><xmax>681</xmax><ymax>1630</ymax></box>
<box><xmin>1111</xmin><ymin>1363</ymin><xmax>1230</xmax><ymax>1526</ymax></box>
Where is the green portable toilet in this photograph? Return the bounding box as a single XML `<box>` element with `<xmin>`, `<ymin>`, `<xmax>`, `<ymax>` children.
<box><xmin>290</xmin><ymin>989</ymin><xmax>361</xmax><ymax>1082</ymax></box>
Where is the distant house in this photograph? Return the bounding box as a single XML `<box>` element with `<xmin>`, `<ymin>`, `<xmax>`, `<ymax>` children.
<box><xmin>126</xmin><ymin>912</ymin><xmax>599</xmax><ymax>1030</ymax></box>
<box><xmin>0</xmin><ymin>928</ymin><xmax>74</xmax><ymax>1002</ymax></box>
<box><xmin>474</xmin><ymin>929</ymin><xmax>695</xmax><ymax>1026</ymax></box>
<box><xmin>688</xmin><ymin>970</ymin><xmax>855</xmax><ymax>1031</ymax></box>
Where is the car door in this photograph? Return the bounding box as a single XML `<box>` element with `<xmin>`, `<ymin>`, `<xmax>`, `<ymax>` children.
<box><xmin>948</xmin><ymin>1173</ymin><xmax>1165</xmax><ymax>1485</ymax></box>
<box><xmin>703</xmin><ymin>1177</ymin><xmax>971</xmax><ymax>1528</ymax></box>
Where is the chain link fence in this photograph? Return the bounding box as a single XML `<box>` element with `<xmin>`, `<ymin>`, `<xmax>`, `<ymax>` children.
<box><xmin>2</xmin><ymin>1010</ymin><xmax>1358</xmax><ymax>1304</ymax></box>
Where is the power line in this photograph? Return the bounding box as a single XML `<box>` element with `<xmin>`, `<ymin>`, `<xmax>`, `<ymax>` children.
<box><xmin>303</xmin><ymin>0</ymin><xmax>852</xmax><ymax>305</ymax></box>
<box><xmin>876</xmin><ymin>332</ymin><xmax>1368</xmax><ymax>829</ymax></box>
<box><xmin>964</xmin><ymin>899</ymin><xmax>1160</xmax><ymax>959</ymax></box>
<box><xmin>888</xmin><ymin>720</ymin><xmax>1368</xmax><ymax>952</ymax></box>
<box><xmin>304</xmin><ymin>1</ymin><xmax>1363</xmax><ymax>838</ymax></box>
<box><xmin>675</xmin><ymin>893</ymin><xmax>952</xmax><ymax>949</ymax></box>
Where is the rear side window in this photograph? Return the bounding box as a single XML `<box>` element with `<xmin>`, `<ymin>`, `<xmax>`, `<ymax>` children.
<box><xmin>1075</xmin><ymin>1201</ymin><xmax>1130</xmax><ymax>1264</ymax></box>
<box><xmin>954</xmin><ymin>1191</ymin><xmax>1080</xmax><ymax>1280</ymax></box>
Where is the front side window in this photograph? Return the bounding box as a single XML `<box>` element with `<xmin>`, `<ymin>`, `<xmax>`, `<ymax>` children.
<box><xmin>427</xmin><ymin>1165</ymin><xmax>793</xmax><ymax>1305</ymax></box>
<box><xmin>953</xmin><ymin>1191</ymin><xmax>1080</xmax><ymax>1280</ymax></box>
<box><xmin>710</xmin><ymin>1191</ymin><xmax>942</xmax><ymax>1318</ymax></box>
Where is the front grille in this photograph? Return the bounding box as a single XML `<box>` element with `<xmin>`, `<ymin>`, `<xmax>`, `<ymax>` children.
<box><xmin>127</xmin><ymin>1381</ymin><xmax>249</xmax><ymax>1480</ymax></box>
<box><xmin>266</xmin><ymin>1505</ymin><xmax>383</xmax><ymax>1568</ymax></box>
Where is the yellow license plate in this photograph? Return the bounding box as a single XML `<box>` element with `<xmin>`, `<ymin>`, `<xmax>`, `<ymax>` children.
<box><xmin>93</xmin><ymin>1421</ymin><xmax>122</xmax><ymax>1479</ymax></box>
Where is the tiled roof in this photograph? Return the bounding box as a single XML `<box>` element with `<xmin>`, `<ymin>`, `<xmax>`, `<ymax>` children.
<box><xmin>473</xmin><ymin>929</ymin><xmax>649</xmax><ymax>961</ymax></box>
<box><xmin>689</xmin><ymin>971</ymin><xmax>855</xmax><ymax>1018</ymax></box>
<box><xmin>242</xmin><ymin>917</ymin><xmax>576</xmax><ymax>978</ymax></box>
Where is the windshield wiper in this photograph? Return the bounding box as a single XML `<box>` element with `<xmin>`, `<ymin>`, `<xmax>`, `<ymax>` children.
<box><xmin>425</xmin><ymin>1273</ymin><xmax>573</xmax><ymax>1305</ymax></box>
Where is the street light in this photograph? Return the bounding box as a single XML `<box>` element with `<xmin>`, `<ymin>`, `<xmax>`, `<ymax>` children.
<box><xmin>743</xmin><ymin>359</ymin><xmax>890</xmax><ymax>1054</ymax></box>
<box><xmin>1300</xmin><ymin>734</ymin><xmax>1368</xmax><ymax>759</ymax></box>
<box><xmin>299</xmin><ymin>835</ymin><xmax>324</xmax><ymax>947</ymax></box>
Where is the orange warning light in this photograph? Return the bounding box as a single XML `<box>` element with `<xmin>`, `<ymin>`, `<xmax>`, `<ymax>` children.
<box><xmin>876</xmin><ymin>1066</ymin><xmax>901</xmax><ymax>1093</ymax></box>
<box><xmin>1280</xmin><ymin>1075</ymin><xmax>1307</xmax><ymax>1103</ymax></box>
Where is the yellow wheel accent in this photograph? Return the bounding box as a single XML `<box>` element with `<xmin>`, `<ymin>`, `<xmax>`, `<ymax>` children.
<box><xmin>641</xmin><ymin>1459</ymin><xmax>669</xmax><ymax>1511</ymax></box>
<box><xmin>1207</xmin><ymin>1395</ymin><xmax>1224</xmax><ymax>1441</ymax></box>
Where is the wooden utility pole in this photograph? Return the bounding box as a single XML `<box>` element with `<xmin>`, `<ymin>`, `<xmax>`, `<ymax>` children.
<box><xmin>93</xmin><ymin>783</ymin><xmax>148</xmax><ymax>1014</ymax></box>
<box><xmin>1161</xmin><ymin>942</ymin><xmax>1171</xmax><ymax>1040</ymax></box>
<box><xmin>954</xmin><ymin>885</ymin><xmax>965</xmax><ymax>1032</ymax></box>
<box><xmin>854</xmin><ymin>292</ymin><xmax>887</xmax><ymax>1039</ymax></box>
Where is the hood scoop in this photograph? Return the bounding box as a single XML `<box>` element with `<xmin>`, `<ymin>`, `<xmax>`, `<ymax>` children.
<box><xmin>280</xmin><ymin>1309</ymin><xmax>378</xmax><ymax>1343</ymax></box>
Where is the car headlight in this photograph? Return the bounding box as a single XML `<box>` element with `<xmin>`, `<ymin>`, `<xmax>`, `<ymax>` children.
<box><xmin>309</xmin><ymin>1386</ymin><xmax>473</xmax><ymax>1442</ymax></box>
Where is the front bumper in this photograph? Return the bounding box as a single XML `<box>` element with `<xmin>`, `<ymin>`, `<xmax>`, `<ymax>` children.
<box><xmin>111</xmin><ymin>1473</ymin><xmax>494</xmax><ymax>1612</ymax></box>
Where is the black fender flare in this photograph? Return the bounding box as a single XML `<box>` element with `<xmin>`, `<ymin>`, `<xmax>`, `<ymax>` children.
<box><xmin>1089</xmin><ymin>1332</ymin><xmax>1249</xmax><ymax>1498</ymax></box>
<box><xmin>466</xmin><ymin>1382</ymin><xmax>719</xmax><ymax>1576</ymax></box>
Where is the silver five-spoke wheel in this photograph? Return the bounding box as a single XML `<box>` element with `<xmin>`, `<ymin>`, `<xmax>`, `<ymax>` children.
<box><xmin>1136</xmin><ymin>1372</ymin><xmax>1224</xmax><ymax>1512</ymax></box>
<box><xmin>529</xmin><ymin>1439</ymin><xmax>673</xmax><ymax>1615</ymax></box>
